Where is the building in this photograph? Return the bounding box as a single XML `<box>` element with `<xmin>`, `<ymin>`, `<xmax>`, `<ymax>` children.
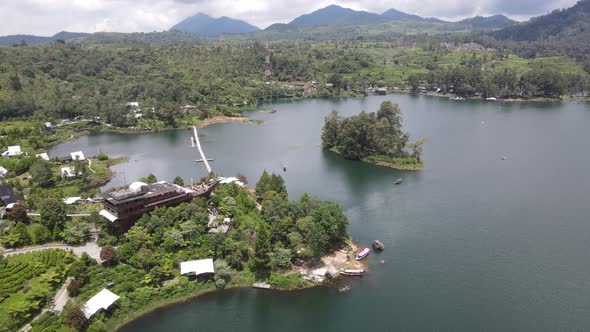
<box><xmin>1</xmin><ymin>146</ymin><xmax>22</xmax><ymax>157</ymax></box>
<box><xmin>100</xmin><ymin>181</ymin><xmax>196</xmax><ymax>230</ymax></box>
<box><xmin>0</xmin><ymin>166</ymin><xmax>8</xmax><ymax>178</ymax></box>
<box><xmin>0</xmin><ymin>185</ymin><xmax>18</xmax><ymax>206</ymax></box>
<box><xmin>36</xmin><ymin>152</ymin><xmax>50</xmax><ymax>161</ymax></box>
<box><xmin>82</xmin><ymin>289</ymin><xmax>120</xmax><ymax>319</ymax></box>
<box><xmin>60</xmin><ymin>167</ymin><xmax>78</xmax><ymax>178</ymax></box>
<box><xmin>180</xmin><ymin>259</ymin><xmax>215</xmax><ymax>277</ymax></box>
<box><xmin>70</xmin><ymin>151</ymin><xmax>85</xmax><ymax>161</ymax></box>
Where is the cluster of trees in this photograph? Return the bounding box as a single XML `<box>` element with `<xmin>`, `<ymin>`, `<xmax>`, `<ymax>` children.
<box><xmin>408</xmin><ymin>55</ymin><xmax>589</xmax><ymax>98</ymax></box>
<box><xmin>322</xmin><ymin>101</ymin><xmax>424</xmax><ymax>163</ymax></box>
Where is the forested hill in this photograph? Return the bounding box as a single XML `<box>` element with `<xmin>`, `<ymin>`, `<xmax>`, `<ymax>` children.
<box><xmin>481</xmin><ymin>0</ymin><xmax>590</xmax><ymax>59</ymax></box>
<box><xmin>458</xmin><ymin>15</ymin><xmax>514</xmax><ymax>29</ymax></box>
<box><xmin>288</xmin><ymin>5</ymin><xmax>386</xmax><ymax>27</ymax></box>
<box><xmin>0</xmin><ymin>31</ymin><xmax>88</xmax><ymax>46</ymax></box>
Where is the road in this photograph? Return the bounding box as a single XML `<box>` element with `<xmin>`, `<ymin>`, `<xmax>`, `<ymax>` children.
<box><xmin>3</xmin><ymin>239</ymin><xmax>102</xmax><ymax>263</ymax></box>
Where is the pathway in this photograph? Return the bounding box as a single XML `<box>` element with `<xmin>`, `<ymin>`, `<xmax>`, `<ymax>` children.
<box><xmin>192</xmin><ymin>126</ymin><xmax>213</xmax><ymax>174</ymax></box>
<box><xmin>26</xmin><ymin>213</ymin><xmax>92</xmax><ymax>217</ymax></box>
<box><xmin>3</xmin><ymin>238</ymin><xmax>102</xmax><ymax>263</ymax></box>
<box><xmin>19</xmin><ymin>277</ymin><xmax>73</xmax><ymax>332</ymax></box>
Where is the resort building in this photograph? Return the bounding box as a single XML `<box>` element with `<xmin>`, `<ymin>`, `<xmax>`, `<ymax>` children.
<box><xmin>60</xmin><ymin>166</ymin><xmax>78</xmax><ymax>178</ymax></box>
<box><xmin>82</xmin><ymin>289</ymin><xmax>120</xmax><ymax>319</ymax></box>
<box><xmin>180</xmin><ymin>259</ymin><xmax>215</xmax><ymax>277</ymax></box>
<box><xmin>99</xmin><ymin>181</ymin><xmax>196</xmax><ymax>230</ymax></box>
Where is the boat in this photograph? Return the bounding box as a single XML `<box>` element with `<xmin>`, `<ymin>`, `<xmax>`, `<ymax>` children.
<box><xmin>340</xmin><ymin>269</ymin><xmax>365</xmax><ymax>276</ymax></box>
<box><xmin>394</xmin><ymin>178</ymin><xmax>402</xmax><ymax>185</ymax></box>
<box><xmin>450</xmin><ymin>96</ymin><xmax>466</xmax><ymax>101</ymax></box>
<box><xmin>355</xmin><ymin>248</ymin><xmax>370</xmax><ymax>260</ymax></box>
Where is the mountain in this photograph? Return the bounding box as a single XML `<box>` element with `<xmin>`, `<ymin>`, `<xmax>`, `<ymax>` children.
<box><xmin>493</xmin><ymin>0</ymin><xmax>590</xmax><ymax>41</ymax></box>
<box><xmin>170</xmin><ymin>13</ymin><xmax>260</xmax><ymax>36</ymax></box>
<box><xmin>381</xmin><ymin>8</ymin><xmax>426</xmax><ymax>21</ymax></box>
<box><xmin>289</xmin><ymin>4</ymin><xmax>386</xmax><ymax>27</ymax></box>
<box><xmin>0</xmin><ymin>31</ymin><xmax>88</xmax><ymax>46</ymax></box>
<box><xmin>457</xmin><ymin>15</ymin><xmax>515</xmax><ymax>29</ymax></box>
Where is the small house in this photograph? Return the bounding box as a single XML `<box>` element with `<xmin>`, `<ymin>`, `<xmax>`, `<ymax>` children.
<box><xmin>180</xmin><ymin>259</ymin><xmax>215</xmax><ymax>277</ymax></box>
<box><xmin>0</xmin><ymin>166</ymin><xmax>8</xmax><ymax>178</ymax></box>
<box><xmin>70</xmin><ymin>151</ymin><xmax>85</xmax><ymax>161</ymax></box>
<box><xmin>61</xmin><ymin>166</ymin><xmax>78</xmax><ymax>178</ymax></box>
<box><xmin>1</xmin><ymin>146</ymin><xmax>22</xmax><ymax>157</ymax></box>
<box><xmin>82</xmin><ymin>289</ymin><xmax>120</xmax><ymax>319</ymax></box>
<box><xmin>36</xmin><ymin>153</ymin><xmax>50</xmax><ymax>161</ymax></box>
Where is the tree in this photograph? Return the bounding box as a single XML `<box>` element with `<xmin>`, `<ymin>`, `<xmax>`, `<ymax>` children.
<box><xmin>250</xmin><ymin>223</ymin><xmax>272</xmax><ymax>277</ymax></box>
<box><xmin>9</xmin><ymin>203</ymin><xmax>28</xmax><ymax>223</ymax></box>
<box><xmin>321</xmin><ymin>110</ymin><xmax>342</xmax><ymax>149</ymax></box>
<box><xmin>29</xmin><ymin>160</ymin><xmax>53</xmax><ymax>187</ymax></box>
<box><xmin>173</xmin><ymin>176</ymin><xmax>184</xmax><ymax>186</ymax></box>
<box><xmin>39</xmin><ymin>198</ymin><xmax>67</xmax><ymax>230</ymax></box>
<box><xmin>28</xmin><ymin>224</ymin><xmax>51</xmax><ymax>244</ymax></box>
<box><xmin>146</xmin><ymin>173</ymin><xmax>157</xmax><ymax>184</ymax></box>
<box><xmin>65</xmin><ymin>306</ymin><xmax>86</xmax><ymax>330</ymax></box>
<box><xmin>213</xmin><ymin>259</ymin><xmax>231</xmax><ymax>288</ymax></box>
<box><xmin>100</xmin><ymin>245</ymin><xmax>117</xmax><ymax>264</ymax></box>
<box><xmin>14</xmin><ymin>222</ymin><xmax>30</xmax><ymax>246</ymax></box>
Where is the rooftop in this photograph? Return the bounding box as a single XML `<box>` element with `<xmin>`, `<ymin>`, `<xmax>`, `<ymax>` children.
<box><xmin>82</xmin><ymin>288</ymin><xmax>120</xmax><ymax>319</ymax></box>
<box><xmin>105</xmin><ymin>181</ymin><xmax>187</xmax><ymax>205</ymax></box>
<box><xmin>180</xmin><ymin>258</ymin><xmax>215</xmax><ymax>276</ymax></box>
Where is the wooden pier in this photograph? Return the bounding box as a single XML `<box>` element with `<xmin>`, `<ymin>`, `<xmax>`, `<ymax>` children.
<box><xmin>192</xmin><ymin>126</ymin><xmax>213</xmax><ymax>175</ymax></box>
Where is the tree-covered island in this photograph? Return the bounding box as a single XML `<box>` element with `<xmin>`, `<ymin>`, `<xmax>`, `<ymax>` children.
<box><xmin>322</xmin><ymin>101</ymin><xmax>425</xmax><ymax>170</ymax></box>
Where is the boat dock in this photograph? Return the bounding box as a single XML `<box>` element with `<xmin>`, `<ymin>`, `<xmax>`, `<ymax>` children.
<box><xmin>191</xmin><ymin>126</ymin><xmax>213</xmax><ymax>175</ymax></box>
<box><xmin>253</xmin><ymin>282</ymin><xmax>271</xmax><ymax>289</ymax></box>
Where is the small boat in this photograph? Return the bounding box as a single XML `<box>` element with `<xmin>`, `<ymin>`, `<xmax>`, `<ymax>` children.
<box><xmin>340</xmin><ymin>269</ymin><xmax>365</xmax><ymax>276</ymax></box>
<box><xmin>283</xmin><ymin>165</ymin><xmax>287</xmax><ymax>172</ymax></box>
<box><xmin>450</xmin><ymin>96</ymin><xmax>466</xmax><ymax>101</ymax></box>
<box><xmin>355</xmin><ymin>248</ymin><xmax>370</xmax><ymax>260</ymax></box>
<box><xmin>394</xmin><ymin>178</ymin><xmax>402</xmax><ymax>185</ymax></box>
<box><xmin>339</xmin><ymin>285</ymin><xmax>351</xmax><ymax>292</ymax></box>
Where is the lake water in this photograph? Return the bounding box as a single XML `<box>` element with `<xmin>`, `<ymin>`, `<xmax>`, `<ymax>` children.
<box><xmin>50</xmin><ymin>95</ymin><xmax>590</xmax><ymax>331</ymax></box>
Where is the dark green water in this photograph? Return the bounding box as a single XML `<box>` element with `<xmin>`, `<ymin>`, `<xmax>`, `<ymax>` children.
<box><xmin>50</xmin><ymin>95</ymin><xmax>590</xmax><ymax>331</ymax></box>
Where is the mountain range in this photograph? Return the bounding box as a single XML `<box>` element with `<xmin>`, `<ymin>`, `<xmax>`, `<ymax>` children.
<box><xmin>170</xmin><ymin>13</ymin><xmax>260</xmax><ymax>36</ymax></box>
<box><xmin>0</xmin><ymin>31</ymin><xmax>88</xmax><ymax>46</ymax></box>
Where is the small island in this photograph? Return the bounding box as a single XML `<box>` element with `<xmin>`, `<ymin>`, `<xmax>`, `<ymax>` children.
<box><xmin>321</xmin><ymin>101</ymin><xmax>425</xmax><ymax>170</ymax></box>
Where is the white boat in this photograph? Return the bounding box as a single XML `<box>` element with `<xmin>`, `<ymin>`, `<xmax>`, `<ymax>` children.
<box><xmin>340</xmin><ymin>269</ymin><xmax>365</xmax><ymax>276</ymax></box>
<box><xmin>486</xmin><ymin>97</ymin><xmax>497</xmax><ymax>101</ymax></box>
<box><xmin>355</xmin><ymin>248</ymin><xmax>370</xmax><ymax>260</ymax></box>
<box><xmin>450</xmin><ymin>96</ymin><xmax>466</xmax><ymax>101</ymax></box>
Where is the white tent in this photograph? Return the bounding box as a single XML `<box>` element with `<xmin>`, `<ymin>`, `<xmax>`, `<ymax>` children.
<box><xmin>82</xmin><ymin>289</ymin><xmax>120</xmax><ymax>319</ymax></box>
<box><xmin>70</xmin><ymin>151</ymin><xmax>86</xmax><ymax>161</ymax></box>
<box><xmin>99</xmin><ymin>209</ymin><xmax>118</xmax><ymax>222</ymax></box>
<box><xmin>0</xmin><ymin>166</ymin><xmax>8</xmax><ymax>178</ymax></box>
<box><xmin>2</xmin><ymin>146</ymin><xmax>22</xmax><ymax>157</ymax></box>
<box><xmin>63</xmin><ymin>197</ymin><xmax>81</xmax><ymax>205</ymax></box>
<box><xmin>36</xmin><ymin>152</ymin><xmax>50</xmax><ymax>161</ymax></box>
<box><xmin>180</xmin><ymin>259</ymin><xmax>215</xmax><ymax>276</ymax></box>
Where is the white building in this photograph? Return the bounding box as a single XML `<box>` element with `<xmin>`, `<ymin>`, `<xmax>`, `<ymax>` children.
<box><xmin>71</xmin><ymin>151</ymin><xmax>85</xmax><ymax>161</ymax></box>
<box><xmin>36</xmin><ymin>152</ymin><xmax>50</xmax><ymax>161</ymax></box>
<box><xmin>61</xmin><ymin>166</ymin><xmax>77</xmax><ymax>178</ymax></box>
<box><xmin>180</xmin><ymin>259</ymin><xmax>215</xmax><ymax>277</ymax></box>
<box><xmin>82</xmin><ymin>289</ymin><xmax>120</xmax><ymax>319</ymax></box>
<box><xmin>126</xmin><ymin>101</ymin><xmax>139</xmax><ymax>107</ymax></box>
<box><xmin>1</xmin><ymin>146</ymin><xmax>22</xmax><ymax>157</ymax></box>
<box><xmin>0</xmin><ymin>166</ymin><xmax>8</xmax><ymax>178</ymax></box>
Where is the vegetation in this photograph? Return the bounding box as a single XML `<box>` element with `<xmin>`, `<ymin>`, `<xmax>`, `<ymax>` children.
<box><xmin>322</xmin><ymin>101</ymin><xmax>424</xmax><ymax>170</ymax></box>
<box><xmin>0</xmin><ymin>249</ymin><xmax>76</xmax><ymax>332</ymax></box>
<box><xmin>12</xmin><ymin>173</ymin><xmax>349</xmax><ymax>331</ymax></box>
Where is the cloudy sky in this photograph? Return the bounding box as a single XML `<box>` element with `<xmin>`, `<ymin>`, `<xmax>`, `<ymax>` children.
<box><xmin>0</xmin><ymin>0</ymin><xmax>580</xmax><ymax>36</ymax></box>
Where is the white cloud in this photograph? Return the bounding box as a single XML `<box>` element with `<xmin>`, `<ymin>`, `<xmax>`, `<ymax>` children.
<box><xmin>0</xmin><ymin>0</ymin><xmax>580</xmax><ymax>36</ymax></box>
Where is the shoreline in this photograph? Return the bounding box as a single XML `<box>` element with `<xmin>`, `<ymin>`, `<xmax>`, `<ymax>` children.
<box><xmin>394</xmin><ymin>91</ymin><xmax>590</xmax><ymax>103</ymax></box>
<box><xmin>329</xmin><ymin>148</ymin><xmax>424</xmax><ymax>171</ymax></box>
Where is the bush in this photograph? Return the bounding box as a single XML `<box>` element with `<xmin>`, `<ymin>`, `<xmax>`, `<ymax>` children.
<box><xmin>96</xmin><ymin>152</ymin><xmax>109</xmax><ymax>161</ymax></box>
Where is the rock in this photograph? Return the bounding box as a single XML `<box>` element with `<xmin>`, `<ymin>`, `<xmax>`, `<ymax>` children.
<box><xmin>372</xmin><ymin>240</ymin><xmax>385</xmax><ymax>251</ymax></box>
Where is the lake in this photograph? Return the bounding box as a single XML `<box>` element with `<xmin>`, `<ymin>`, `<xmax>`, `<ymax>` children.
<box><xmin>49</xmin><ymin>95</ymin><xmax>590</xmax><ymax>331</ymax></box>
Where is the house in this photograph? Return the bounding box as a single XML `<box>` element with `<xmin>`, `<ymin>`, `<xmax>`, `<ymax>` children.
<box><xmin>0</xmin><ymin>185</ymin><xmax>17</xmax><ymax>206</ymax></box>
<box><xmin>218</xmin><ymin>177</ymin><xmax>245</xmax><ymax>187</ymax></box>
<box><xmin>60</xmin><ymin>167</ymin><xmax>78</xmax><ymax>178</ymax></box>
<box><xmin>0</xmin><ymin>166</ymin><xmax>8</xmax><ymax>178</ymax></box>
<box><xmin>180</xmin><ymin>259</ymin><xmax>215</xmax><ymax>277</ymax></box>
<box><xmin>36</xmin><ymin>153</ymin><xmax>50</xmax><ymax>161</ymax></box>
<box><xmin>82</xmin><ymin>289</ymin><xmax>120</xmax><ymax>319</ymax></box>
<box><xmin>70</xmin><ymin>151</ymin><xmax>85</xmax><ymax>161</ymax></box>
<box><xmin>1</xmin><ymin>146</ymin><xmax>22</xmax><ymax>157</ymax></box>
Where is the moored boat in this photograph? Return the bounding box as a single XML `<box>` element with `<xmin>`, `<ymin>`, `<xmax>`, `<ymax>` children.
<box><xmin>394</xmin><ymin>178</ymin><xmax>402</xmax><ymax>185</ymax></box>
<box><xmin>340</xmin><ymin>269</ymin><xmax>365</xmax><ymax>276</ymax></box>
<box><xmin>355</xmin><ymin>248</ymin><xmax>370</xmax><ymax>260</ymax></box>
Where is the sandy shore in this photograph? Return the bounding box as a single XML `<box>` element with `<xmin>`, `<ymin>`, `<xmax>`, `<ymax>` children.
<box><xmin>194</xmin><ymin>116</ymin><xmax>261</xmax><ymax>129</ymax></box>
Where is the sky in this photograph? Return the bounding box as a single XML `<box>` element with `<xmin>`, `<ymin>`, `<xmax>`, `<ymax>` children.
<box><xmin>0</xmin><ymin>0</ymin><xmax>580</xmax><ymax>36</ymax></box>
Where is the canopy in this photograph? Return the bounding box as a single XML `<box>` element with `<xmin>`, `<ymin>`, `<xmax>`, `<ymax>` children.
<box><xmin>180</xmin><ymin>259</ymin><xmax>215</xmax><ymax>276</ymax></box>
<box><xmin>82</xmin><ymin>289</ymin><xmax>120</xmax><ymax>319</ymax></box>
